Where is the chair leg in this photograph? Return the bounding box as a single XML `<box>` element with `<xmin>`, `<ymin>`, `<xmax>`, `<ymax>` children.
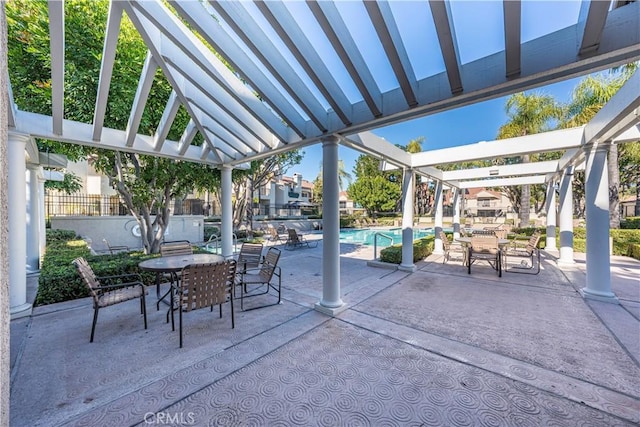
<box><xmin>141</xmin><ymin>291</ymin><xmax>148</xmax><ymax>330</ymax></box>
<box><xmin>467</xmin><ymin>249</ymin><xmax>472</xmax><ymax>274</ymax></box>
<box><xmin>90</xmin><ymin>307</ymin><xmax>99</xmax><ymax>343</ymax></box>
<box><xmin>179</xmin><ymin>305</ymin><xmax>183</xmax><ymax>348</ymax></box>
<box><xmin>230</xmin><ymin>294</ymin><xmax>235</xmax><ymax>329</ymax></box>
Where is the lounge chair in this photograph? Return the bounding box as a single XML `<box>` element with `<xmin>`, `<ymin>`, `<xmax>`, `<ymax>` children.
<box><xmin>102</xmin><ymin>238</ymin><xmax>129</xmax><ymax>254</ymax></box>
<box><xmin>285</xmin><ymin>228</ymin><xmax>318</xmax><ymax>250</ymax></box>
<box><xmin>504</xmin><ymin>231</ymin><xmax>541</xmax><ymax>274</ymax></box>
<box><xmin>267</xmin><ymin>227</ymin><xmax>287</xmax><ymax>245</ymax></box>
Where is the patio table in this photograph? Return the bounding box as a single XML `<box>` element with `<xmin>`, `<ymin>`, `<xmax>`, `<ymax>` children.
<box><xmin>139</xmin><ymin>253</ymin><xmax>224</xmax><ymax>309</ymax></box>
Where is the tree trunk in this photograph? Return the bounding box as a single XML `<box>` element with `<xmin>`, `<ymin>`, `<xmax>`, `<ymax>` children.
<box><xmin>635</xmin><ymin>181</ymin><xmax>640</xmax><ymax>216</ymax></box>
<box><xmin>519</xmin><ymin>155</ymin><xmax>531</xmax><ymax>227</ymax></box>
<box><xmin>608</xmin><ymin>143</ymin><xmax>620</xmax><ymax>229</ymax></box>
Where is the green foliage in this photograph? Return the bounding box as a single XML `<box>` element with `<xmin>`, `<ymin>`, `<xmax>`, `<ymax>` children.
<box><xmin>380</xmin><ymin>236</ymin><xmax>435</xmax><ymax>264</ymax></box>
<box><xmin>621</xmin><ymin>217</ymin><xmax>640</xmax><ymax>229</ymax></box>
<box><xmin>628</xmin><ymin>244</ymin><xmax>640</xmax><ymax>260</ymax></box>
<box><xmin>44</xmin><ymin>172</ymin><xmax>83</xmax><ymax>194</ymax></box>
<box><xmin>46</xmin><ymin>229</ymin><xmax>78</xmax><ymax>242</ymax></box>
<box><xmin>36</xmin><ymin>234</ymin><xmax>159</xmax><ymax>306</ymax></box>
<box><xmin>348</xmin><ymin>176</ymin><xmax>401</xmax><ymax>216</ymax></box>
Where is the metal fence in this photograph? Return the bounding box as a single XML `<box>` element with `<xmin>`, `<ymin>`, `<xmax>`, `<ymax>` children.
<box><xmin>45</xmin><ymin>193</ymin><xmax>207</xmax><ymax>217</ymax></box>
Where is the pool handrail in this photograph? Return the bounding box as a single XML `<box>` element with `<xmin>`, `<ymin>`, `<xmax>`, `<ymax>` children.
<box><xmin>373</xmin><ymin>232</ymin><xmax>394</xmax><ymax>260</ymax></box>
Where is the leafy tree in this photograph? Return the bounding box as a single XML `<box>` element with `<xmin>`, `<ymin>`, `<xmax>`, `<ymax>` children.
<box><xmin>44</xmin><ymin>172</ymin><xmax>82</xmax><ymax>194</ymax></box>
<box><xmin>347</xmin><ymin>175</ymin><xmax>401</xmax><ymax>216</ymax></box>
<box><xmin>233</xmin><ymin>152</ymin><xmax>302</xmax><ymax>233</ymax></box>
<box><xmin>497</xmin><ymin>92</ymin><xmax>561</xmax><ymax>226</ymax></box>
<box><xmin>561</xmin><ymin>71</ymin><xmax>635</xmax><ymax>228</ymax></box>
<box><xmin>7</xmin><ymin>0</ymin><xmax>233</xmax><ymax>253</ymax></box>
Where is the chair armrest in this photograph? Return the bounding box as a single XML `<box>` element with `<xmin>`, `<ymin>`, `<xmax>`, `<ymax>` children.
<box><xmin>94</xmin><ymin>281</ymin><xmax>144</xmax><ymax>291</ymax></box>
<box><xmin>97</xmin><ymin>273</ymin><xmax>144</xmax><ymax>287</ymax></box>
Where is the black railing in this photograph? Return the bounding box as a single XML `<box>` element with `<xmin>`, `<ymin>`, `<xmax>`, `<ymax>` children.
<box><xmin>45</xmin><ymin>193</ymin><xmax>209</xmax><ymax>217</ymax></box>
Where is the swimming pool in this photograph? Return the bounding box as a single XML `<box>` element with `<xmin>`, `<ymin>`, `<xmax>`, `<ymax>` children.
<box><xmin>339</xmin><ymin>227</ymin><xmax>435</xmax><ymax>247</ymax></box>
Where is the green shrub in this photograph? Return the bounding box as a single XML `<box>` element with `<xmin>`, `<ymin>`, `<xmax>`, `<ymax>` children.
<box><xmin>628</xmin><ymin>243</ymin><xmax>640</xmax><ymax>260</ymax></box>
<box><xmin>46</xmin><ymin>229</ymin><xmax>78</xmax><ymax>242</ymax></box>
<box><xmin>380</xmin><ymin>235</ymin><xmax>435</xmax><ymax>264</ymax></box>
<box><xmin>36</xmin><ymin>237</ymin><xmax>158</xmax><ymax>306</ymax></box>
<box><xmin>621</xmin><ymin>217</ymin><xmax>640</xmax><ymax>229</ymax></box>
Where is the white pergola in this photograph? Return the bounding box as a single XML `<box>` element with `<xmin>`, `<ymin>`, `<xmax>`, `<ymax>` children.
<box><xmin>5</xmin><ymin>1</ymin><xmax>640</xmax><ymax>318</ymax></box>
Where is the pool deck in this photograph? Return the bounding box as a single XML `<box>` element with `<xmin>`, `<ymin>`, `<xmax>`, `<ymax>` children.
<box><xmin>9</xmin><ymin>237</ymin><xmax>640</xmax><ymax>426</ymax></box>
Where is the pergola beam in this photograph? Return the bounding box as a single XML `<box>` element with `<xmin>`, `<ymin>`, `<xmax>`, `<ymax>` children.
<box><xmin>411</xmin><ymin>127</ymin><xmax>585</xmax><ymax>168</ymax></box>
<box><xmin>364</xmin><ymin>1</ymin><xmax>418</xmax><ymax>107</ymax></box>
<box><xmin>169</xmin><ymin>0</ymin><xmax>308</xmax><ymax>138</ymax></box>
<box><xmin>309</xmin><ymin>0</ymin><xmax>382</xmax><ymax>118</ymax></box>
<box><xmin>503</xmin><ymin>0</ymin><xmax>521</xmax><ymax>78</ymax></box>
<box><xmin>47</xmin><ymin>0</ymin><xmax>64</xmax><ymax>135</ymax></box>
<box><xmin>126</xmin><ymin>51</ymin><xmax>157</xmax><ymax>148</ymax></box>
<box><xmin>209</xmin><ymin>0</ymin><xmax>329</xmax><ymax>134</ymax></box>
<box><xmin>257</xmin><ymin>1</ymin><xmax>352</xmax><ymax>126</ymax></box>
<box><xmin>442</xmin><ymin>160</ymin><xmax>562</xmax><ymax>181</ymax></box>
<box><xmin>459</xmin><ymin>175</ymin><xmax>547</xmax><ymax>189</ymax></box>
<box><xmin>92</xmin><ymin>1</ymin><xmax>123</xmax><ymax>141</ymax></box>
<box><xmin>429</xmin><ymin>0</ymin><xmax>463</xmax><ymax>94</ymax></box>
<box><xmin>153</xmin><ymin>91</ymin><xmax>180</xmax><ymax>152</ymax></box>
<box><xmin>579</xmin><ymin>0</ymin><xmax>611</xmax><ymax>55</ymax></box>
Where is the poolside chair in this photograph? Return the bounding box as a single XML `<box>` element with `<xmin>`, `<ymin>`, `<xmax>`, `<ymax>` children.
<box><xmin>267</xmin><ymin>226</ymin><xmax>287</xmax><ymax>245</ymax></box>
<box><xmin>285</xmin><ymin>228</ymin><xmax>318</xmax><ymax>250</ymax></box>
<box><xmin>468</xmin><ymin>233</ymin><xmax>502</xmax><ymax>277</ymax></box>
<box><xmin>170</xmin><ymin>260</ymin><xmax>236</xmax><ymax>348</ymax></box>
<box><xmin>504</xmin><ymin>231</ymin><xmax>541</xmax><ymax>274</ymax></box>
<box><xmin>72</xmin><ymin>257</ymin><xmax>147</xmax><ymax>343</ymax></box>
<box><xmin>438</xmin><ymin>230</ymin><xmax>464</xmax><ymax>264</ymax></box>
<box><xmin>102</xmin><ymin>238</ymin><xmax>129</xmax><ymax>255</ymax></box>
<box><xmin>236</xmin><ymin>247</ymin><xmax>282</xmax><ymax>310</ymax></box>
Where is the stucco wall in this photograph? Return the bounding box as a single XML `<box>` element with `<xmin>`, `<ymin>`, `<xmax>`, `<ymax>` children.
<box><xmin>51</xmin><ymin>216</ymin><xmax>205</xmax><ymax>253</ymax></box>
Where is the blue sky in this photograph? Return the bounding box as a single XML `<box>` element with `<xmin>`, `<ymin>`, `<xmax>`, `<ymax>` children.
<box><xmin>285</xmin><ymin>0</ymin><xmax>587</xmax><ymax>185</ymax></box>
<box><xmin>291</xmin><ymin>76</ymin><xmax>584</xmax><ymax>184</ymax></box>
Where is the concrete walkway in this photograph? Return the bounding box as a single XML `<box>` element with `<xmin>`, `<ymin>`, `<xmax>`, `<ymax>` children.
<box><xmin>10</xmin><ymin>240</ymin><xmax>640</xmax><ymax>426</ymax></box>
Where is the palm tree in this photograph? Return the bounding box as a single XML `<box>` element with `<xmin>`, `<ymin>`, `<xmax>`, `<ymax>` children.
<box><xmin>497</xmin><ymin>92</ymin><xmax>561</xmax><ymax>227</ymax></box>
<box><xmin>561</xmin><ymin>71</ymin><xmax>631</xmax><ymax>228</ymax></box>
<box><xmin>317</xmin><ymin>159</ymin><xmax>353</xmax><ymax>192</ymax></box>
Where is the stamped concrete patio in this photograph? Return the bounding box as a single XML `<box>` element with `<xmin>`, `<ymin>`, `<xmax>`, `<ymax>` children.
<box><xmin>10</xmin><ymin>238</ymin><xmax>640</xmax><ymax>426</ymax></box>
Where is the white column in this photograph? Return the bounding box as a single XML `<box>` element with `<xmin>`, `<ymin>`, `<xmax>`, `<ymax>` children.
<box><xmin>315</xmin><ymin>136</ymin><xmax>344</xmax><ymax>314</ymax></box>
<box><xmin>452</xmin><ymin>188</ymin><xmax>461</xmax><ymax>239</ymax></box>
<box><xmin>582</xmin><ymin>143</ymin><xmax>618</xmax><ymax>303</ymax></box>
<box><xmin>38</xmin><ymin>174</ymin><xmax>47</xmax><ymax>267</ymax></box>
<box><xmin>558</xmin><ymin>167</ymin><xmax>575</xmax><ymax>265</ymax></box>
<box><xmin>220</xmin><ymin>165</ymin><xmax>233</xmax><ymax>258</ymax></box>
<box><xmin>545</xmin><ymin>181</ymin><xmax>557</xmax><ymax>251</ymax></box>
<box><xmin>8</xmin><ymin>132</ymin><xmax>31</xmax><ymax>317</ymax></box>
<box><xmin>433</xmin><ymin>180</ymin><xmax>444</xmax><ymax>255</ymax></box>
<box><xmin>26</xmin><ymin>165</ymin><xmax>41</xmax><ymax>271</ymax></box>
<box><xmin>400</xmin><ymin>168</ymin><xmax>415</xmax><ymax>271</ymax></box>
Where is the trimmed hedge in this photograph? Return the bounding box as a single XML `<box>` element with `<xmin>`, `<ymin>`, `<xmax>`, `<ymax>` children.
<box><xmin>380</xmin><ymin>235</ymin><xmax>435</xmax><ymax>264</ymax></box>
<box><xmin>37</xmin><ymin>230</ymin><xmax>162</xmax><ymax>306</ymax></box>
<box><xmin>621</xmin><ymin>217</ymin><xmax>640</xmax><ymax>229</ymax></box>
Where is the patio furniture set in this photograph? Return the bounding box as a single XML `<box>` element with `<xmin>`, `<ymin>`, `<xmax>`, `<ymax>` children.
<box><xmin>440</xmin><ymin>229</ymin><xmax>541</xmax><ymax>277</ymax></box>
<box><xmin>73</xmin><ymin>240</ymin><xmax>282</xmax><ymax>348</ymax></box>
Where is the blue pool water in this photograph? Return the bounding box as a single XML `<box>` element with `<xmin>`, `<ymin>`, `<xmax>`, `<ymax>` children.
<box><xmin>339</xmin><ymin>228</ymin><xmax>435</xmax><ymax>247</ymax></box>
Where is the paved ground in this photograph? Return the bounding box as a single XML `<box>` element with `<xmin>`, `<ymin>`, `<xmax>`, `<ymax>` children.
<box><xmin>10</xmin><ymin>237</ymin><xmax>640</xmax><ymax>426</ymax></box>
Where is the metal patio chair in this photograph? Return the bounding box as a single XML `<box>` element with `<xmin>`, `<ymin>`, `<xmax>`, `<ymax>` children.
<box><xmin>237</xmin><ymin>247</ymin><xmax>282</xmax><ymax>310</ymax></box>
<box><xmin>504</xmin><ymin>231</ymin><xmax>542</xmax><ymax>274</ymax></box>
<box><xmin>170</xmin><ymin>260</ymin><xmax>237</xmax><ymax>348</ymax></box>
<box><xmin>438</xmin><ymin>230</ymin><xmax>464</xmax><ymax>264</ymax></box>
<box><xmin>467</xmin><ymin>233</ymin><xmax>502</xmax><ymax>277</ymax></box>
<box><xmin>73</xmin><ymin>257</ymin><xmax>147</xmax><ymax>343</ymax></box>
